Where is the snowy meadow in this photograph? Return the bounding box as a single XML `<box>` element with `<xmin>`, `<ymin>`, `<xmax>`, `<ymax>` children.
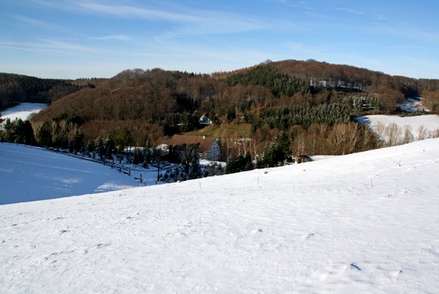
<box><xmin>0</xmin><ymin>143</ymin><xmax>144</xmax><ymax>205</ymax></box>
<box><xmin>1</xmin><ymin>138</ymin><xmax>439</xmax><ymax>293</ymax></box>
<box><xmin>356</xmin><ymin>114</ymin><xmax>439</xmax><ymax>145</ymax></box>
<box><xmin>1</xmin><ymin>103</ymin><xmax>47</xmax><ymax>123</ymax></box>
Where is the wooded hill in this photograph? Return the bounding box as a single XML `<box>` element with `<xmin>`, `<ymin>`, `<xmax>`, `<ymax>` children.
<box><xmin>0</xmin><ymin>73</ymin><xmax>96</xmax><ymax>109</ymax></box>
<box><xmin>3</xmin><ymin>60</ymin><xmax>439</xmax><ymax>163</ymax></box>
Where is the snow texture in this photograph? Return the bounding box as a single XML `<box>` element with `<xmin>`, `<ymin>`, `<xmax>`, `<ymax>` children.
<box><xmin>356</xmin><ymin>114</ymin><xmax>439</xmax><ymax>140</ymax></box>
<box><xmin>0</xmin><ymin>144</ymin><xmax>142</xmax><ymax>205</ymax></box>
<box><xmin>1</xmin><ymin>103</ymin><xmax>47</xmax><ymax>123</ymax></box>
<box><xmin>1</xmin><ymin>138</ymin><xmax>439</xmax><ymax>293</ymax></box>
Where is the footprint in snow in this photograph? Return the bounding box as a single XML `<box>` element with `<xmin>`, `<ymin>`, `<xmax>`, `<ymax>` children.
<box><xmin>301</xmin><ymin>233</ymin><xmax>314</xmax><ymax>240</ymax></box>
<box><xmin>390</xmin><ymin>269</ymin><xmax>403</xmax><ymax>278</ymax></box>
<box><xmin>350</xmin><ymin>263</ymin><xmax>361</xmax><ymax>271</ymax></box>
<box><xmin>96</xmin><ymin>243</ymin><xmax>110</xmax><ymax>249</ymax></box>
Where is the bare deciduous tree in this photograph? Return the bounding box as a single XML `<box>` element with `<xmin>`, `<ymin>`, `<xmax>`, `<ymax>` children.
<box><xmin>384</xmin><ymin>123</ymin><xmax>401</xmax><ymax>146</ymax></box>
<box><xmin>374</xmin><ymin>122</ymin><xmax>385</xmax><ymax>145</ymax></box>
<box><xmin>417</xmin><ymin>125</ymin><xmax>429</xmax><ymax>141</ymax></box>
<box><xmin>360</xmin><ymin>126</ymin><xmax>372</xmax><ymax>150</ymax></box>
<box><xmin>346</xmin><ymin>122</ymin><xmax>360</xmax><ymax>154</ymax></box>
<box><xmin>402</xmin><ymin>125</ymin><xmax>414</xmax><ymax>144</ymax></box>
<box><xmin>295</xmin><ymin>133</ymin><xmax>306</xmax><ymax>156</ymax></box>
<box><xmin>331</xmin><ymin>123</ymin><xmax>347</xmax><ymax>154</ymax></box>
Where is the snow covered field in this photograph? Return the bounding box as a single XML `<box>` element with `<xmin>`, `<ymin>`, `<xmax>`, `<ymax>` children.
<box><xmin>1</xmin><ymin>139</ymin><xmax>439</xmax><ymax>293</ymax></box>
<box><xmin>1</xmin><ymin>103</ymin><xmax>47</xmax><ymax>122</ymax></box>
<box><xmin>356</xmin><ymin>114</ymin><xmax>439</xmax><ymax>141</ymax></box>
<box><xmin>0</xmin><ymin>144</ymin><xmax>145</xmax><ymax>205</ymax></box>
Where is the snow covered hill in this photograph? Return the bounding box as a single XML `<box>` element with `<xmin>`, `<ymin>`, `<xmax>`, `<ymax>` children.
<box><xmin>356</xmin><ymin>114</ymin><xmax>439</xmax><ymax>143</ymax></box>
<box><xmin>1</xmin><ymin>139</ymin><xmax>439</xmax><ymax>293</ymax></box>
<box><xmin>1</xmin><ymin>103</ymin><xmax>47</xmax><ymax>123</ymax></box>
<box><xmin>0</xmin><ymin>144</ymin><xmax>143</xmax><ymax>205</ymax></box>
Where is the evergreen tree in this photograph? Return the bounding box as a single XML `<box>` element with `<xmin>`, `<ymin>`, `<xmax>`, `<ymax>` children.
<box><xmin>96</xmin><ymin>137</ymin><xmax>105</xmax><ymax>159</ymax></box>
<box><xmin>53</xmin><ymin>129</ymin><xmax>68</xmax><ymax>149</ymax></box>
<box><xmin>85</xmin><ymin>140</ymin><xmax>95</xmax><ymax>158</ymax></box>
<box><xmin>225</xmin><ymin>155</ymin><xmax>237</xmax><ymax>174</ymax></box>
<box><xmin>86</xmin><ymin>140</ymin><xmax>95</xmax><ymax>153</ymax></box>
<box><xmin>276</xmin><ymin>131</ymin><xmax>291</xmax><ymax>155</ymax></box>
<box><xmin>36</xmin><ymin>122</ymin><xmax>53</xmax><ymax>147</ymax></box>
<box><xmin>255</xmin><ymin>154</ymin><xmax>265</xmax><ymax>169</ymax></box>
<box><xmin>103</xmin><ymin>134</ymin><xmax>115</xmax><ymax>158</ymax></box>
<box><xmin>14</xmin><ymin>119</ymin><xmax>35</xmax><ymax>145</ymax></box>
<box><xmin>142</xmin><ymin>148</ymin><xmax>151</xmax><ymax>168</ymax></box>
<box><xmin>181</xmin><ymin>144</ymin><xmax>201</xmax><ymax>178</ymax></box>
<box><xmin>259</xmin><ymin>131</ymin><xmax>291</xmax><ymax>167</ymax></box>
<box><xmin>3</xmin><ymin>118</ymin><xmax>15</xmax><ymax>142</ymax></box>
<box><xmin>225</xmin><ymin>151</ymin><xmax>254</xmax><ymax>174</ymax></box>
<box><xmin>188</xmin><ymin>150</ymin><xmax>201</xmax><ymax>179</ymax></box>
<box><xmin>68</xmin><ymin>129</ymin><xmax>84</xmax><ymax>153</ymax></box>
<box><xmin>243</xmin><ymin>151</ymin><xmax>254</xmax><ymax>171</ymax></box>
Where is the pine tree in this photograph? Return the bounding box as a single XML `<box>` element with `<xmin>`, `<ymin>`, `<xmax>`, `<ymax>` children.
<box><xmin>14</xmin><ymin>119</ymin><xmax>35</xmax><ymax>145</ymax></box>
<box><xmin>225</xmin><ymin>151</ymin><xmax>254</xmax><ymax>174</ymax></box>
<box><xmin>225</xmin><ymin>155</ymin><xmax>237</xmax><ymax>174</ymax></box>
<box><xmin>4</xmin><ymin>118</ymin><xmax>15</xmax><ymax>142</ymax></box>
<box><xmin>70</xmin><ymin>129</ymin><xmax>84</xmax><ymax>153</ymax></box>
<box><xmin>181</xmin><ymin>143</ymin><xmax>201</xmax><ymax>178</ymax></box>
<box><xmin>188</xmin><ymin>150</ymin><xmax>201</xmax><ymax>179</ymax></box>
<box><xmin>259</xmin><ymin>131</ymin><xmax>291</xmax><ymax>167</ymax></box>
<box><xmin>275</xmin><ymin>131</ymin><xmax>291</xmax><ymax>157</ymax></box>
<box><xmin>53</xmin><ymin>129</ymin><xmax>68</xmax><ymax>149</ymax></box>
<box><xmin>36</xmin><ymin>122</ymin><xmax>53</xmax><ymax>147</ymax></box>
<box><xmin>104</xmin><ymin>134</ymin><xmax>115</xmax><ymax>158</ymax></box>
<box><xmin>96</xmin><ymin>137</ymin><xmax>105</xmax><ymax>159</ymax></box>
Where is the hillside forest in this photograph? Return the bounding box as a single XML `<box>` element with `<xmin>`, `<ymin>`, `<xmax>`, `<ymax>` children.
<box><xmin>1</xmin><ymin>60</ymin><xmax>439</xmax><ymax>172</ymax></box>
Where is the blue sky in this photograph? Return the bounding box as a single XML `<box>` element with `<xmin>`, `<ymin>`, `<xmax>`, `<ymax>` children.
<box><xmin>1</xmin><ymin>0</ymin><xmax>438</xmax><ymax>79</ymax></box>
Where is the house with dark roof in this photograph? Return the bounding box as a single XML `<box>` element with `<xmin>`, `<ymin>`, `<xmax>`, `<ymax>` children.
<box><xmin>167</xmin><ymin>135</ymin><xmax>221</xmax><ymax>161</ymax></box>
<box><xmin>199</xmin><ymin>113</ymin><xmax>213</xmax><ymax>126</ymax></box>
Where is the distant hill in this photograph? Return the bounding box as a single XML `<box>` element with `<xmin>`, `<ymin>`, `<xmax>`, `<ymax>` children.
<box><xmin>0</xmin><ymin>73</ymin><xmax>95</xmax><ymax>109</ymax></box>
<box><xmin>214</xmin><ymin>60</ymin><xmax>439</xmax><ymax>108</ymax></box>
<box><xmin>2</xmin><ymin>60</ymin><xmax>439</xmax><ymax>157</ymax></box>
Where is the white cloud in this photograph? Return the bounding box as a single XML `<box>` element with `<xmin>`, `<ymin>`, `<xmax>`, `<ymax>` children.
<box><xmin>76</xmin><ymin>2</ymin><xmax>197</xmax><ymax>22</ymax></box>
<box><xmin>337</xmin><ymin>7</ymin><xmax>364</xmax><ymax>15</ymax></box>
<box><xmin>11</xmin><ymin>14</ymin><xmax>68</xmax><ymax>32</ymax></box>
<box><xmin>89</xmin><ymin>35</ymin><xmax>131</xmax><ymax>41</ymax></box>
<box><xmin>285</xmin><ymin>41</ymin><xmax>330</xmax><ymax>57</ymax></box>
<box><xmin>33</xmin><ymin>0</ymin><xmax>267</xmax><ymax>37</ymax></box>
<box><xmin>0</xmin><ymin>39</ymin><xmax>110</xmax><ymax>56</ymax></box>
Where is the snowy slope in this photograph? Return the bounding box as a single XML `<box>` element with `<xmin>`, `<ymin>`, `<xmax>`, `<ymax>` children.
<box><xmin>0</xmin><ymin>144</ymin><xmax>142</xmax><ymax>205</ymax></box>
<box><xmin>1</xmin><ymin>103</ymin><xmax>47</xmax><ymax>122</ymax></box>
<box><xmin>356</xmin><ymin>114</ymin><xmax>439</xmax><ymax>140</ymax></box>
<box><xmin>1</xmin><ymin>139</ymin><xmax>439</xmax><ymax>293</ymax></box>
